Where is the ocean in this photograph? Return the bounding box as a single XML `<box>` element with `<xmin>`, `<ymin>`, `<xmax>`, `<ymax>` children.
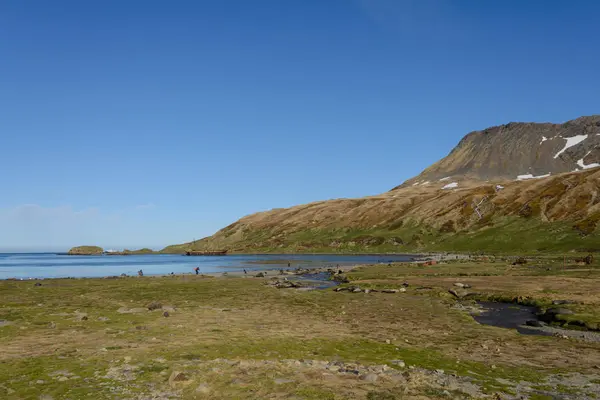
<box><xmin>0</xmin><ymin>253</ymin><xmax>415</xmax><ymax>280</ymax></box>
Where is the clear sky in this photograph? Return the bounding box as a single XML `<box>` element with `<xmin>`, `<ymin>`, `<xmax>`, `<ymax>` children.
<box><xmin>1</xmin><ymin>0</ymin><xmax>599</xmax><ymax>251</ymax></box>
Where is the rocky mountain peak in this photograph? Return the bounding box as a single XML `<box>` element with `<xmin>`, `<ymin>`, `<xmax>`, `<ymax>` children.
<box><xmin>396</xmin><ymin>115</ymin><xmax>600</xmax><ymax>190</ymax></box>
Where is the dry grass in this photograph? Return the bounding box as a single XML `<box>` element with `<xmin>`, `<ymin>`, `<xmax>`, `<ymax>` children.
<box><xmin>2</xmin><ymin>262</ymin><xmax>600</xmax><ymax>399</ymax></box>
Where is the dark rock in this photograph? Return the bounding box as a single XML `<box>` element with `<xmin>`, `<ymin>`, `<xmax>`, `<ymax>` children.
<box><xmin>512</xmin><ymin>257</ymin><xmax>527</xmax><ymax>265</ymax></box>
<box><xmin>163</xmin><ymin>311</ymin><xmax>170</xmax><ymax>318</ymax></box>
<box><xmin>168</xmin><ymin>371</ymin><xmax>188</xmax><ymax>387</ymax></box>
<box><xmin>255</xmin><ymin>272</ymin><xmax>265</xmax><ymax>278</ymax></box>
<box><xmin>147</xmin><ymin>302</ymin><xmax>162</xmax><ymax>311</ymax></box>
<box><xmin>34</xmin><ymin>282</ymin><xmax>42</xmax><ymax>287</ymax></box>
<box><xmin>332</xmin><ymin>274</ymin><xmax>349</xmax><ymax>283</ymax></box>
<box><xmin>552</xmin><ymin>300</ymin><xmax>576</xmax><ymax>305</ymax></box>
<box><xmin>382</xmin><ymin>289</ymin><xmax>399</xmax><ymax>294</ymax></box>
<box><xmin>525</xmin><ymin>320</ymin><xmax>547</xmax><ymax>327</ymax></box>
<box><xmin>546</xmin><ymin>307</ymin><xmax>574</xmax><ymax>316</ymax></box>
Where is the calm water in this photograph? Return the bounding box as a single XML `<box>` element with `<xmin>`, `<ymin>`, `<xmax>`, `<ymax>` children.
<box><xmin>0</xmin><ymin>253</ymin><xmax>414</xmax><ymax>280</ymax></box>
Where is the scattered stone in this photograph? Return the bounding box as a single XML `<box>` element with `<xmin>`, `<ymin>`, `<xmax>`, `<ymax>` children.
<box><xmin>266</xmin><ymin>278</ymin><xmax>302</xmax><ymax>289</ymax></box>
<box><xmin>399</xmin><ymin>287</ymin><xmax>407</xmax><ymax>293</ymax></box>
<box><xmin>147</xmin><ymin>301</ymin><xmax>162</xmax><ymax>311</ymax></box>
<box><xmin>36</xmin><ymin>380</ymin><xmax>45</xmax><ymax>384</ymax></box>
<box><xmin>512</xmin><ymin>257</ymin><xmax>527</xmax><ymax>265</ymax></box>
<box><xmin>58</xmin><ymin>376</ymin><xmax>69</xmax><ymax>382</ymax></box>
<box><xmin>361</xmin><ymin>373</ymin><xmax>379</xmax><ymax>382</ymax></box>
<box><xmin>391</xmin><ymin>360</ymin><xmax>406</xmax><ymax>368</ymax></box>
<box><xmin>552</xmin><ymin>300</ymin><xmax>576</xmax><ymax>305</ymax></box>
<box><xmin>117</xmin><ymin>307</ymin><xmax>147</xmax><ymax>314</ymax></box>
<box><xmin>453</xmin><ymin>282</ymin><xmax>471</xmax><ymax>289</ymax></box>
<box><xmin>0</xmin><ymin>320</ymin><xmax>12</xmax><ymax>327</ymax></box>
<box><xmin>382</xmin><ymin>289</ymin><xmax>399</xmax><ymax>294</ymax></box>
<box><xmin>385</xmin><ymin>339</ymin><xmax>391</xmax><ymax>344</ymax></box>
<box><xmin>546</xmin><ymin>307</ymin><xmax>574</xmax><ymax>316</ymax></box>
<box><xmin>364</xmin><ymin>289</ymin><xmax>371</xmax><ymax>294</ymax></box>
<box><xmin>255</xmin><ymin>272</ymin><xmax>265</xmax><ymax>278</ymax></box>
<box><xmin>79</xmin><ymin>315</ymin><xmax>88</xmax><ymax>321</ymax></box>
<box><xmin>435</xmin><ymin>369</ymin><xmax>445</xmax><ymax>374</ymax></box>
<box><xmin>163</xmin><ymin>311</ymin><xmax>170</xmax><ymax>318</ymax></box>
<box><xmin>97</xmin><ymin>317</ymin><xmax>109</xmax><ymax>321</ymax></box>
<box><xmin>273</xmin><ymin>378</ymin><xmax>294</xmax><ymax>385</ymax></box>
<box><xmin>352</xmin><ymin>288</ymin><xmax>363</xmax><ymax>293</ymax></box>
<box><xmin>168</xmin><ymin>371</ymin><xmax>189</xmax><ymax>387</ymax></box>
<box><xmin>135</xmin><ymin>325</ymin><xmax>148</xmax><ymax>330</ymax></box>
<box><xmin>34</xmin><ymin>282</ymin><xmax>42</xmax><ymax>287</ymax></box>
<box><xmin>196</xmin><ymin>383</ymin><xmax>211</xmax><ymax>393</ymax></box>
<box><xmin>402</xmin><ymin>282</ymin><xmax>409</xmax><ymax>287</ymax></box>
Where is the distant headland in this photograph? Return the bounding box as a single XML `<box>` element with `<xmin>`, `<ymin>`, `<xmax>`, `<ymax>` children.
<box><xmin>67</xmin><ymin>246</ymin><xmax>156</xmax><ymax>256</ymax></box>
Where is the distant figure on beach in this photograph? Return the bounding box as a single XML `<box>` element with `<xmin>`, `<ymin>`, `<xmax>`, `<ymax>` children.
<box><xmin>243</xmin><ymin>269</ymin><xmax>247</xmax><ymax>274</ymax></box>
<box><xmin>288</xmin><ymin>262</ymin><xmax>291</xmax><ymax>268</ymax></box>
<box><xmin>137</xmin><ymin>269</ymin><xmax>143</xmax><ymax>277</ymax></box>
<box><xmin>194</xmin><ymin>267</ymin><xmax>200</xmax><ymax>275</ymax></box>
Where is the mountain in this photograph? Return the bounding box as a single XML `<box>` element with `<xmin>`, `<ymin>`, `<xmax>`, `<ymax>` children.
<box><xmin>162</xmin><ymin>116</ymin><xmax>600</xmax><ymax>254</ymax></box>
<box><xmin>398</xmin><ymin>115</ymin><xmax>600</xmax><ymax>188</ymax></box>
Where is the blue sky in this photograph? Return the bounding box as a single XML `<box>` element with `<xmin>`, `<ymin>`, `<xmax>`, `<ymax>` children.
<box><xmin>1</xmin><ymin>0</ymin><xmax>599</xmax><ymax>251</ymax></box>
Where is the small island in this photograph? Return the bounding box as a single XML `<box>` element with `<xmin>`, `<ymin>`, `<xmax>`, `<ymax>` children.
<box><xmin>67</xmin><ymin>245</ymin><xmax>104</xmax><ymax>255</ymax></box>
<box><xmin>105</xmin><ymin>248</ymin><xmax>155</xmax><ymax>255</ymax></box>
<box><xmin>67</xmin><ymin>246</ymin><xmax>157</xmax><ymax>255</ymax></box>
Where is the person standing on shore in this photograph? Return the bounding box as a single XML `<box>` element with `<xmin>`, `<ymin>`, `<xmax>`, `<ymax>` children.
<box><xmin>194</xmin><ymin>266</ymin><xmax>200</xmax><ymax>275</ymax></box>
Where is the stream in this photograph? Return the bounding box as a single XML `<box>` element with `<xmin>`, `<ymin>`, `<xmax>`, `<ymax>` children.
<box><xmin>471</xmin><ymin>301</ymin><xmax>555</xmax><ymax>336</ymax></box>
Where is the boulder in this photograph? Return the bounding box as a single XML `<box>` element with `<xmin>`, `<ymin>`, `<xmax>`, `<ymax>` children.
<box><xmin>360</xmin><ymin>373</ymin><xmax>379</xmax><ymax>382</ymax></box>
<box><xmin>552</xmin><ymin>300</ymin><xmax>576</xmax><ymax>305</ymax></box>
<box><xmin>382</xmin><ymin>289</ymin><xmax>399</xmax><ymax>294</ymax></box>
<box><xmin>255</xmin><ymin>272</ymin><xmax>265</xmax><ymax>278</ymax></box>
<box><xmin>147</xmin><ymin>302</ymin><xmax>162</xmax><ymax>311</ymax></box>
<box><xmin>453</xmin><ymin>282</ymin><xmax>471</xmax><ymax>289</ymax></box>
<box><xmin>168</xmin><ymin>371</ymin><xmax>189</xmax><ymax>387</ymax></box>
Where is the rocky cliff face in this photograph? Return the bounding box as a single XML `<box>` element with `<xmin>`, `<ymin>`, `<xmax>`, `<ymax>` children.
<box><xmin>397</xmin><ymin>116</ymin><xmax>600</xmax><ymax>189</ymax></box>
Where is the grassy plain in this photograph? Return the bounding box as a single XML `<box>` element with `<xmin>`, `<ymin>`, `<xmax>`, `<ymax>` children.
<box><xmin>1</xmin><ymin>256</ymin><xmax>600</xmax><ymax>399</ymax></box>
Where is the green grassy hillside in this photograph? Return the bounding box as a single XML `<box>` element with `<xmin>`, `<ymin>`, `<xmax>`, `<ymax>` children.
<box><xmin>162</xmin><ymin>169</ymin><xmax>600</xmax><ymax>255</ymax></box>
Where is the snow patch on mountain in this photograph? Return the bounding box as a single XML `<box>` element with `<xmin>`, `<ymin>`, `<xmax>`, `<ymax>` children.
<box><xmin>554</xmin><ymin>135</ymin><xmax>588</xmax><ymax>159</ymax></box>
<box><xmin>577</xmin><ymin>151</ymin><xmax>600</xmax><ymax>170</ymax></box>
<box><xmin>517</xmin><ymin>173</ymin><xmax>551</xmax><ymax>181</ymax></box>
<box><xmin>441</xmin><ymin>182</ymin><xmax>458</xmax><ymax>189</ymax></box>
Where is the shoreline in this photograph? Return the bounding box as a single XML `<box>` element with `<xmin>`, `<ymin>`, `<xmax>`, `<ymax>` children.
<box><xmin>0</xmin><ymin>263</ymin><xmax>360</xmax><ymax>282</ymax></box>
